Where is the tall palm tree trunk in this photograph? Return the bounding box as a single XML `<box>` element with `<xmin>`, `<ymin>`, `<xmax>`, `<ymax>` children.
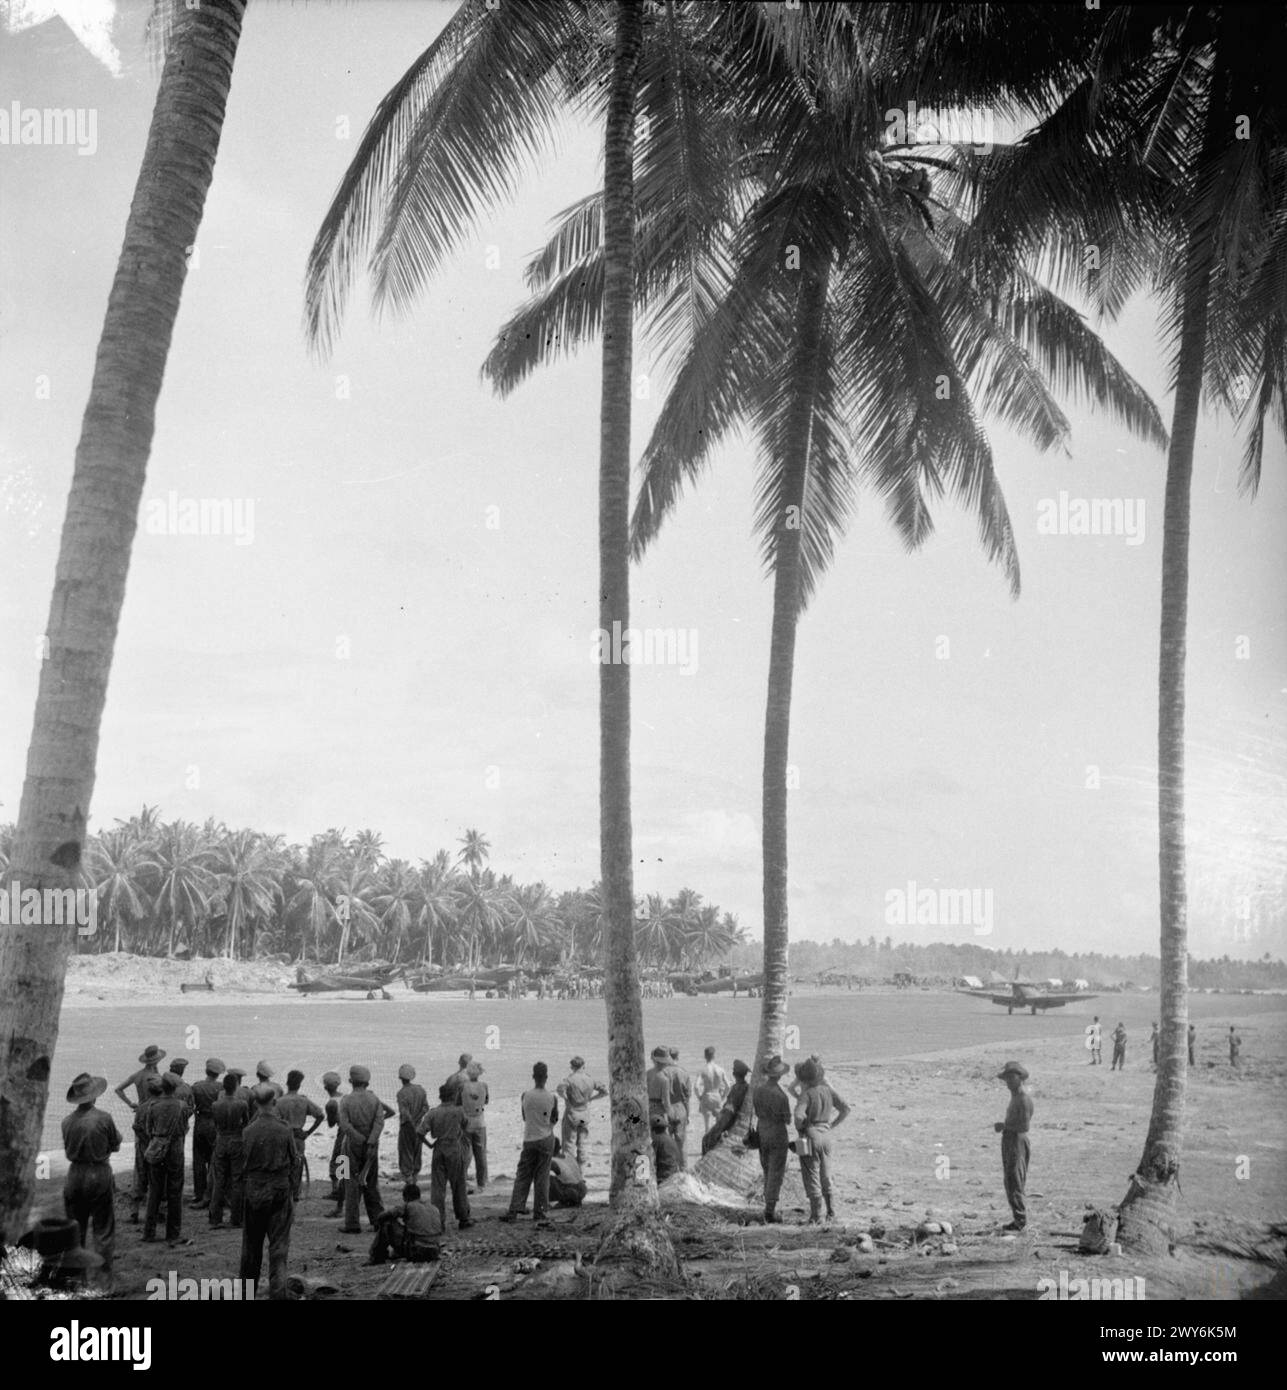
<box><xmin>0</xmin><ymin>0</ymin><xmax>245</xmax><ymax>1243</ymax></box>
<box><xmin>755</xmin><ymin>267</ymin><xmax>829</xmax><ymax>1078</ymax></box>
<box><xmin>1116</xmin><ymin>227</ymin><xmax>1210</xmax><ymax>1251</ymax></box>
<box><xmin>598</xmin><ymin>0</ymin><xmax>655</xmax><ymax>1218</ymax></box>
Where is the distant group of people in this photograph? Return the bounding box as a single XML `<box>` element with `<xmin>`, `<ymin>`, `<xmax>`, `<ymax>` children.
<box><xmin>1085</xmin><ymin>1017</ymin><xmax>1245</xmax><ymax>1071</ymax></box>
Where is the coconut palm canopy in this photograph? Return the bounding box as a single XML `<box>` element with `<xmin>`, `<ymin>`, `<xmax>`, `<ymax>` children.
<box><xmin>15</xmin><ymin>813</ymin><xmax>742</xmax><ymax>973</ymax></box>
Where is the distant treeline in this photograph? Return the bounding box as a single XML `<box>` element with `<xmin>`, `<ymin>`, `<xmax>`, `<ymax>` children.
<box><xmin>725</xmin><ymin>937</ymin><xmax>1287</xmax><ymax>992</ymax></box>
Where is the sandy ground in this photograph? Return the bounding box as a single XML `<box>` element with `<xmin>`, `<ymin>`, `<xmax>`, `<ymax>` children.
<box><xmin>25</xmin><ymin>961</ymin><xmax>1287</xmax><ymax>1301</ymax></box>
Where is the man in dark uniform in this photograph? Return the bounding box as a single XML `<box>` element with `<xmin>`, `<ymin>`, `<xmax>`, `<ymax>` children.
<box><xmin>1110</xmin><ymin>1023</ymin><xmax>1128</xmax><ymax>1071</ymax></box>
<box><xmin>239</xmin><ymin>1084</ymin><xmax>295</xmax><ymax>1299</ymax></box>
<box><xmin>753</xmin><ymin>1057</ymin><xmax>792</xmax><ymax>1224</ymax></box>
<box><xmin>368</xmin><ymin>1183</ymin><xmax>443</xmax><ymax>1265</ymax></box>
<box><xmin>1150</xmin><ymin>1023</ymin><xmax>1160</xmax><ymax>1069</ymax></box>
<box><xmin>667</xmin><ymin>1047</ymin><xmax>692</xmax><ymax>1168</ymax></box>
<box><xmin>209</xmin><ymin>1071</ymin><xmax>250</xmax><ymax>1228</ymax></box>
<box><xmin>419</xmin><ymin>1083</ymin><xmax>473</xmax><ymax>1230</ymax></box>
<box><xmin>994</xmin><ymin>1060</ymin><xmax>1034</xmax><ymax>1232</ymax></box>
<box><xmin>793</xmin><ymin>1058</ymin><xmax>850</xmax><ymax>1225</ymax></box>
<box><xmin>338</xmin><ymin>1064</ymin><xmax>386</xmax><ymax>1233</ymax></box>
<box><xmin>143</xmin><ymin>1072</ymin><xmax>186</xmax><ymax>1244</ymax></box>
<box><xmin>650</xmin><ymin>1114</ymin><xmax>682</xmax><ymax>1184</ymax></box>
<box><xmin>1229</xmin><ymin>1026</ymin><xmax>1242</xmax><ymax>1067</ymax></box>
<box><xmin>395</xmin><ymin>1063</ymin><xmax>429</xmax><ymax>1183</ymax></box>
<box><xmin>276</xmin><ymin>1069</ymin><xmax>325</xmax><ymax>1199</ymax></box>
<box><xmin>115</xmin><ymin>1043</ymin><xmax>165</xmax><ymax>1222</ymax></box>
<box><xmin>188</xmin><ymin>1057</ymin><xmax>224</xmax><ymax>1209</ymax></box>
<box><xmin>1188</xmin><ymin>1024</ymin><xmax>1197</xmax><ymax>1065</ymax></box>
<box><xmin>701</xmin><ymin>1058</ymin><xmax>751</xmax><ymax>1154</ymax></box>
<box><xmin>61</xmin><ymin>1073</ymin><xmax>121</xmax><ymax>1282</ymax></box>
<box><xmin>169</xmin><ymin>1057</ymin><xmax>195</xmax><ymax>1117</ymax></box>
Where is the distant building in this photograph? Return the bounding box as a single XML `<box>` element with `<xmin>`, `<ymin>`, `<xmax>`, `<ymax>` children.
<box><xmin>960</xmin><ymin>975</ymin><xmax>983</xmax><ymax>990</ymax></box>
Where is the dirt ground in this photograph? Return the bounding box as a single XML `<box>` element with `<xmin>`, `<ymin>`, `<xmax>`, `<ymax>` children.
<box><xmin>26</xmin><ymin>993</ymin><xmax>1286</xmax><ymax>1301</ymax></box>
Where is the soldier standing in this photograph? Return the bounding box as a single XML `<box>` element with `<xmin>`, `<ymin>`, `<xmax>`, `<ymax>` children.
<box><xmin>793</xmin><ymin>1058</ymin><xmax>850</xmax><ymax>1225</ymax></box>
<box><xmin>239</xmin><ymin>1085</ymin><xmax>295</xmax><ymax>1299</ymax></box>
<box><xmin>557</xmin><ymin>1056</ymin><xmax>606</xmax><ymax>1168</ymax></box>
<box><xmin>752</xmin><ymin>1057</ymin><xmax>792</xmax><ymax>1224</ymax></box>
<box><xmin>1110</xmin><ymin>1023</ymin><xmax>1128</xmax><ymax>1071</ymax></box>
<box><xmin>61</xmin><ymin>1073</ymin><xmax>121</xmax><ymax>1283</ymax></box>
<box><xmin>142</xmin><ymin>1073</ymin><xmax>186</xmax><ymax>1245</ymax></box>
<box><xmin>338</xmin><ymin>1064</ymin><xmax>386</xmax><ymax>1233</ymax></box>
<box><xmin>276</xmin><ymin>1070</ymin><xmax>325</xmax><ymax>1199</ymax></box>
<box><xmin>994</xmin><ymin>1061</ymin><xmax>1033</xmax><ymax>1232</ymax></box>
<box><xmin>1229</xmin><ymin>1026</ymin><xmax>1242</xmax><ymax>1067</ymax></box>
<box><xmin>115</xmin><ymin>1043</ymin><xmax>166</xmax><ymax>1222</ymax></box>
<box><xmin>188</xmin><ymin>1057</ymin><xmax>224</xmax><ymax>1209</ymax></box>
<box><xmin>208</xmin><ymin>1071</ymin><xmax>250</xmax><ymax>1228</ymax></box>
<box><xmin>395</xmin><ymin>1064</ymin><xmax>429</xmax><ymax>1183</ymax></box>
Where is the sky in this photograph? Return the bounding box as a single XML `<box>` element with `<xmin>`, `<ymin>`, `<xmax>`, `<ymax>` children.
<box><xmin>1</xmin><ymin>0</ymin><xmax>1284</xmax><ymax>961</ymax></box>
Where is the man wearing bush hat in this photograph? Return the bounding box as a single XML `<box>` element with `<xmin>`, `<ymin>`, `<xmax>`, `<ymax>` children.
<box><xmin>114</xmin><ymin>1043</ymin><xmax>167</xmax><ymax>1112</ymax></box>
<box><xmin>189</xmin><ymin>1058</ymin><xmax>225</xmax><ymax>1208</ymax></box>
<box><xmin>994</xmin><ymin>1061</ymin><xmax>1033</xmax><ymax>1232</ymax></box>
<box><xmin>62</xmin><ymin>1073</ymin><xmax>120</xmax><ymax>1279</ymax></box>
<box><xmin>753</xmin><ymin>1057</ymin><xmax>793</xmax><ymax>1223</ymax></box>
<box><xmin>338</xmin><ymin>1064</ymin><xmax>386</xmax><ymax>1232</ymax></box>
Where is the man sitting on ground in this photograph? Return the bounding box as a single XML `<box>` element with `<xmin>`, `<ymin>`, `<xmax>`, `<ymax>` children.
<box><xmin>548</xmin><ymin>1140</ymin><xmax>587</xmax><ymax>1208</ymax></box>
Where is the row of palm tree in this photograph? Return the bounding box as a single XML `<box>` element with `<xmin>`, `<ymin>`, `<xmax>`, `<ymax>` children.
<box><xmin>0</xmin><ymin>813</ymin><xmax>743</xmax><ymax>973</ymax></box>
<box><xmin>1</xmin><ymin>3</ymin><xmax>1281</xmax><ymax>1255</ymax></box>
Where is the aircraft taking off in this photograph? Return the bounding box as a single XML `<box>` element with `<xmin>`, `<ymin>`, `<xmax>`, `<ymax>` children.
<box><xmin>958</xmin><ymin>980</ymin><xmax>1098</xmax><ymax>1015</ymax></box>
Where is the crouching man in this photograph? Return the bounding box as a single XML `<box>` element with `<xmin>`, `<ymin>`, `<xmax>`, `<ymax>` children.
<box><xmin>368</xmin><ymin>1183</ymin><xmax>443</xmax><ymax>1264</ymax></box>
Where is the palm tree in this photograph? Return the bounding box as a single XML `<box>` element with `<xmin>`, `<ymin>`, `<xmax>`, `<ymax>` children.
<box><xmin>455</xmin><ymin>870</ymin><xmax>508</xmax><ymax>972</ymax></box>
<box><xmin>285</xmin><ymin>834</ymin><xmax>345</xmax><ymax>964</ymax></box>
<box><xmin>965</xmin><ymin>2</ymin><xmax>1286</xmax><ymax>1250</ymax></box>
<box><xmin>488</xmin><ymin>8</ymin><xmax>1167</xmax><ymax>1082</ymax></box>
<box><xmin>88</xmin><ymin>828</ymin><xmax>154</xmax><ymax>954</ymax></box>
<box><xmin>457</xmin><ymin>828</ymin><xmax>491</xmax><ymax>883</ymax></box>
<box><xmin>508</xmin><ymin>881</ymin><xmax>559</xmax><ymax>965</ymax></box>
<box><xmin>416</xmin><ymin>850</ymin><xmax>459</xmax><ymax>964</ymax></box>
<box><xmin>328</xmin><ymin>863</ymin><xmax>382</xmax><ymax>964</ymax></box>
<box><xmin>372</xmin><ymin>858</ymin><xmax>419</xmax><ymax>961</ymax></box>
<box><xmin>211</xmin><ymin>829</ymin><xmax>281</xmax><ymax>961</ymax></box>
<box><xmin>0</xmin><ymin>0</ymin><xmax>246</xmax><ymax>1243</ymax></box>
<box><xmin>142</xmin><ymin>821</ymin><xmax>216</xmax><ymax>958</ymax></box>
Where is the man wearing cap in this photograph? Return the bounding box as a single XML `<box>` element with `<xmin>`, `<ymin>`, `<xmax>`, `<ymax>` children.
<box><xmin>255</xmin><ymin>1061</ymin><xmax>284</xmax><ymax>1101</ymax></box>
<box><xmin>209</xmin><ymin>1071</ymin><xmax>250</xmax><ymax>1228</ymax></box>
<box><xmin>793</xmin><ymin>1059</ymin><xmax>850</xmax><ymax>1225</ymax></box>
<box><xmin>143</xmin><ymin>1073</ymin><xmax>187</xmax><ymax>1244</ymax></box>
<box><xmin>188</xmin><ymin>1058</ymin><xmax>224</xmax><ymax>1209</ymax></box>
<box><xmin>277</xmin><ymin>1070</ymin><xmax>326</xmax><ymax>1200</ymax></box>
<box><xmin>459</xmin><ymin>1061</ymin><xmax>490</xmax><ymax>1190</ymax></box>
<box><xmin>115</xmin><ymin>1043</ymin><xmax>165</xmax><ymax>1222</ymax></box>
<box><xmin>701</xmin><ymin>1059</ymin><xmax>751</xmax><ymax>1154</ymax></box>
<box><xmin>994</xmin><ymin>1061</ymin><xmax>1034</xmax><ymax>1232</ymax></box>
<box><xmin>395</xmin><ymin>1064</ymin><xmax>429</xmax><ymax>1183</ymax></box>
<box><xmin>696</xmin><ymin>1047</ymin><xmax>731</xmax><ymax>1134</ymax></box>
<box><xmin>62</xmin><ymin>1073</ymin><xmax>121</xmax><ymax>1280</ymax></box>
<box><xmin>557</xmin><ymin>1056</ymin><xmax>606</xmax><ymax>1168</ymax></box>
<box><xmin>753</xmin><ymin>1057</ymin><xmax>792</xmax><ymax>1224</ymax></box>
<box><xmin>169</xmin><ymin>1057</ymin><xmax>195</xmax><ymax>1120</ymax></box>
<box><xmin>667</xmin><ymin>1047</ymin><xmax>692</xmax><ymax>1168</ymax></box>
<box><xmin>338</xmin><ymin>1064</ymin><xmax>387</xmax><ymax>1233</ymax></box>
<box><xmin>321</xmin><ymin>1071</ymin><xmax>345</xmax><ymax>1206</ymax></box>
<box><xmin>499</xmin><ymin>1061</ymin><xmax>560</xmax><ymax>1227</ymax></box>
<box><xmin>418</xmin><ymin>1084</ymin><xmax>473</xmax><ymax>1230</ymax></box>
<box><xmin>240</xmin><ymin>1084</ymin><xmax>296</xmax><ymax>1299</ymax></box>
